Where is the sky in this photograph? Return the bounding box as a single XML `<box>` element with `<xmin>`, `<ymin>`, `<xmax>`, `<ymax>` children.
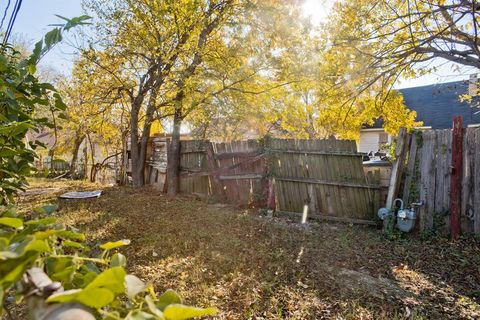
<box><xmin>1</xmin><ymin>0</ymin><xmax>85</xmax><ymax>74</ymax></box>
<box><xmin>2</xmin><ymin>0</ymin><xmax>475</xmax><ymax>88</ymax></box>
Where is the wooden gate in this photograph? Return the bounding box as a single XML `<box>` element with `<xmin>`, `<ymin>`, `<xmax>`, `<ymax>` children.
<box><xmin>270</xmin><ymin>139</ymin><xmax>380</xmax><ymax>223</ymax></box>
<box><xmin>177</xmin><ymin>139</ymin><xmax>266</xmax><ymax>206</ymax></box>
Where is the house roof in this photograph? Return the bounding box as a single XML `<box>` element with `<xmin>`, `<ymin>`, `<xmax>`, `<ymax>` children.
<box><xmin>368</xmin><ymin>80</ymin><xmax>480</xmax><ymax>129</ymax></box>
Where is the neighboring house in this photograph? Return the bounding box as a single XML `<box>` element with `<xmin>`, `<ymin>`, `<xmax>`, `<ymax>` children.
<box><xmin>358</xmin><ymin>79</ymin><xmax>480</xmax><ymax>154</ymax></box>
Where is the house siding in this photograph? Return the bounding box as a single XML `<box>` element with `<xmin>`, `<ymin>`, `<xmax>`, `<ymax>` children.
<box><xmin>359</xmin><ymin>131</ymin><xmax>380</xmax><ymax>153</ymax></box>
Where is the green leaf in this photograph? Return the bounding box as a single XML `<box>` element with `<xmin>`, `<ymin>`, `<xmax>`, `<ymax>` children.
<box><xmin>163</xmin><ymin>305</ymin><xmax>217</xmax><ymax>320</ymax></box>
<box><xmin>0</xmin><ymin>149</ymin><xmax>18</xmax><ymax>157</ymax></box>
<box><xmin>100</xmin><ymin>239</ymin><xmax>130</xmax><ymax>250</ymax></box>
<box><xmin>47</xmin><ymin>287</ymin><xmax>114</xmax><ymax>309</ymax></box>
<box><xmin>0</xmin><ymin>217</ymin><xmax>23</xmax><ymax>229</ymax></box>
<box><xmin>53</xmin><ymin>93</ymin><xmax>67</xmax><ymax>111</ymax></box>
<box><xmin>34</xmin><ymin>229</ymin><xmax>58</xmax><ymax>240</ymax></box>
<box><xmin>29</xmin><ymin>40</ymin><xmax>43</xmax><ymax>64</ymax></box>
<box><xmin>28</xmin><ymin>64</ymin><xmax>36</xmax><ymax>74</ymax></box>
<box><xmin>25</xmin><ymin>217</ymin><xmax>56</xmax><ymax>226</ymax></box>
<box><xmin>82</xmin><ymin>271</ymin><xmax>98</xmax><ymax>287</ymax></box>
<box><xmin>44</xmin><ymin>28</ymin><xmax>62</xmax><ymax>49</ymax></box>
<box><xmin>53</xmin><ymin>14</ymin><xmax>92</xmax><ymax>30</ymax></box>
<box><xmin>63</xmin><ymin>240</ymin><xmax>88</xmax><ymax>250</ymax></box>
<box><xmin>146</xmin><ymin>296</ymin><xmax>165</xmax><ymax>318</ymax></box>
<box><xmin>46</xmin><ymin>289</ymin><xmax>81</xmax><ymax>304</ymax></box>
<box><xmin>0</xmin><ymin>238</ymin><xmax>9</xmax><ymax>251</ymax></box>
<box><xmin>0</xmin><ymin>251</ymin><xmax>19</xmax><ymax>260</ymax></box>
<box><xmin>9</xmin><ymin>122</ymin><xmax>32</xmax><ymax>136</ymax></box>
<box><xmin>51</xmin><ymin>265</ymin><xmax>75</xmax><ymax>283</ymax></box>
<box><xmin>56</xmin><ymin>230</ymin><xmax>86</xmax><ymax>241</ymax></box>
<box><xmin>48</xmin><ymin>268</ymin><xmax>126</xmax><ymax>308</ymax></box>
<box><xmin>0</xmin><ymin>54</ymin><xmax>7</xmax><ymax>71</ymax></box>
<box><xmin>125</xmin><ymin>311</ymin><xmax>157</xmax><ymax>320</ymax></box>
<box><xmin>25</xmin><ymin>239</ymin><xmax>50</xmax><ymax>253</ymax></box>
<box><xmin>110</xmin><ymin>253</ymin><xmax>127</xmax><ymax>267</ymax></box>
<box><xmin>33</xmin><ymin>204</ymin><xmax>58</xmax><ymax>215</ymax></box>
<box><xmin>157</xmin><ymin>290</ymin><xmax>182</xmax><ymax>310</ymax></box>
<box><xmin>85</xmin><ymin>266</ymin><xmax>126</xmax><ymax>294</ymax></box>
<box><xmin>1</xmin><ymin>253</ymin><xmax>36</xmax><ymax>287</ymax></box>
<box><xmin>125</xmin><ymin>274</ymin><xmax>146</xmax><ymax>299</ymax></box>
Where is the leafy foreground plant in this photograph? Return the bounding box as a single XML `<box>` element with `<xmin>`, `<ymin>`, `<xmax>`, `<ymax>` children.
<box><xmin>0</xmin><ymin>204</ymin><xmax>217</xmax><ymax>319</ymax></box>
<box><xmin>0</xmin><ymin>15</ymin><xmax>91</xmax><ymax>205</ymax></box>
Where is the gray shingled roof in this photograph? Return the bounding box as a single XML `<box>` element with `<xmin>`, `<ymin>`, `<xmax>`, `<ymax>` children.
<box><xmin>369</xmin><ymin>80</ymin><xmax>480</xmax><ymax>129</ymax></box>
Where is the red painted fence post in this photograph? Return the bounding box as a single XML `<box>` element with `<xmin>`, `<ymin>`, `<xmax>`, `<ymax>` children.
<box><xmin>450</xmin><ymin>116</ymin><xmax>463</xmax><ymax>241</ymax></box>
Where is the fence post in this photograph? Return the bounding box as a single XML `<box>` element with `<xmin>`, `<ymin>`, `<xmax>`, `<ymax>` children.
<box><xmin>450</xmin><ymin>116</ymin><xmax>463</xmax><ymax>241</ymax></box>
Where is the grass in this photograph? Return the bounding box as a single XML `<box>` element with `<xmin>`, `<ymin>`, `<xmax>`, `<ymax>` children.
<box><xmin>15</xmin><ymin>179</ymin><xmax>480</xmax><ymax>319</ymax></box>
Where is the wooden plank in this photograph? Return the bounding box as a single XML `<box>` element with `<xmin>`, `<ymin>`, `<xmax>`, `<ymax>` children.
<box><xmin>474</xmin><ymin>128</ymin><xmax>480</xmax><ymax>234</ymax></box>
<box><xmin>214</xmin><ymin>150</ymin><xmax>262</xmax><ymax>160</ymax></box>
<box><xmin>444</xmin><ymin>130</ymin><xmax>453</xmax><ymax>234</ymax></box>
<box><xmin>275</xmin><ymin>177</ymin><xmax>380</xmax><ymax>189</ymax></box>
<box><xmin>403</xmin><ymin>133</ymin><xmax>418</xmax><ymax>205</ymax></box>
<box><xmin>386</xmin><ymin>128</ymin><xmax>409</xmax><ymax>209</ymax></box>
<box><xmin>419</xmin><ymin>130</ymin><xmax>437</xmax><ymax>231</ymax></box>
<box><xmin>462</xmin><ymin>128</ymin><xmax>476</xmax><ymax>233</ymax></box>
<box><xmin>271</xmin><ymin>149</ymin><xmax>362</xmax><ymax>156</ymax></box>
<box><xmin>218</xmin><ymin>173</ymin><xmax>264</xmax><ymax>180</ymax></box>
<box><xmin>206</xmin><ymin>141</ymin><xmax>225</xmax><ymax>201</ymax></box>
<box><xmin>372</xmin><ymin>170</ymin><xmax>381</xmax><ymax>218</ymax></box>
<box><xmin>434</xmin><ymin>130</ymin><xmax>446</xmax><ymax>232</ymax></box>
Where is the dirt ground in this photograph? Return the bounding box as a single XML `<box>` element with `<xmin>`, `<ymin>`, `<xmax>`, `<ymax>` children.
<box><xmin>16</xmin><ymin>179</ymin><xmax>480</xmax><ymax>319</ymax></box>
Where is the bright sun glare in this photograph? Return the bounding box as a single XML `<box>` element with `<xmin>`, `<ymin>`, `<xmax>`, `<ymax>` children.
<box><xmin>301</xmin><ymin>0</ymin><xmax>332</xmax><ymax>25</ymax></box>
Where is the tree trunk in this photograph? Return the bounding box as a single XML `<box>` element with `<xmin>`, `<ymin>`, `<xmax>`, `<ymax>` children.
<box><xmin>130</xmin><ymin>94</ymin><xmax>156</xmax><ymax>188</ymax></box>
<box><xmin>118</xmin><ymin>131</ymin><xmax>128</xmax><ymax>186</ymax></box>
<box><xmin>130</xmin><ymin>96</ymin><xmax>145</xmax><ymax>188</ymax></box>
<box><xmin>69</xmin><ymin>134</ymin><xmax>84</xmax><ymax>178</ymax></box>
<box><xmin>87</xmin><ymin>133</ymin><xmax>97</xmax><ymax>182</ymax></box>
<box><xmin>167</xmin><ymin>109</ymin><xmax>182</xmax><ymax>197</ymax></box>
<box><xmin>82</xmin><ymin>143</ymin><xmax>88</xmax><ymax>180</ymax></box>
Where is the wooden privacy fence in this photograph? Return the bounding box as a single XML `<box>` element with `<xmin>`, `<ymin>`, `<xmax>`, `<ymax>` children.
<box><xmin>177</xmin><ymin>140</ymin><xmax>266</xmax><ymax>206</ymax></box>
<box><xmin>396</xmin><ymin>126</ymin><xmax>480</xmax><ymax>235</ymax></box>
<box><xmin>270</xmin><ymin>139</ymin><xmax>380</xmax><ymax>223</ymax></box>
<box><xmin>146</xmin><ymin>137</ymin><xmax>381</xmax><ymax>223</ymax></box>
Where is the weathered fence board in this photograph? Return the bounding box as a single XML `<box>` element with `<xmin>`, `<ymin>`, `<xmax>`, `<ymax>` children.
<box><xmin>403</xmin><ymin>127</ymin><xmax>480</xmax><ymax>235</ymax></box>
<box><xmin>473</xmin><ymin>129</ymin><xmax>480</xmax><ymax>233</ymax></box>
<box><xmin>402</xmin><ymin>133</ymin><xmax>418</xmax><ymax>205</ymax></box>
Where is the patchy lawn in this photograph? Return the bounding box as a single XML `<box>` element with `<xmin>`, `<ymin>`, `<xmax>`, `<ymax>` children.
<box><xmin>17</xmin><ymin>179</ymin><xmax>480</xmax><ymax>319</ymax></box>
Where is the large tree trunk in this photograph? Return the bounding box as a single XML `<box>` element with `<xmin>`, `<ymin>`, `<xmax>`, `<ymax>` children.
<box><xmin>69</xmin><ymin>134</ymin><xmax>85</xmax><ymax>178</ymax></box>
<box><xmin>130</xmin><ymin>135</ymin><xmax>145</xmax><ymax>188</ymax></box>
<box><xmin>167</xmin><ymin>109</ymin><xmax>182</xmax><ymax>197</ymax></box>
<box><xmin>130</xmin><ymin>94</ymin><xmax>156</xmax><ymax>188</ymax></box>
